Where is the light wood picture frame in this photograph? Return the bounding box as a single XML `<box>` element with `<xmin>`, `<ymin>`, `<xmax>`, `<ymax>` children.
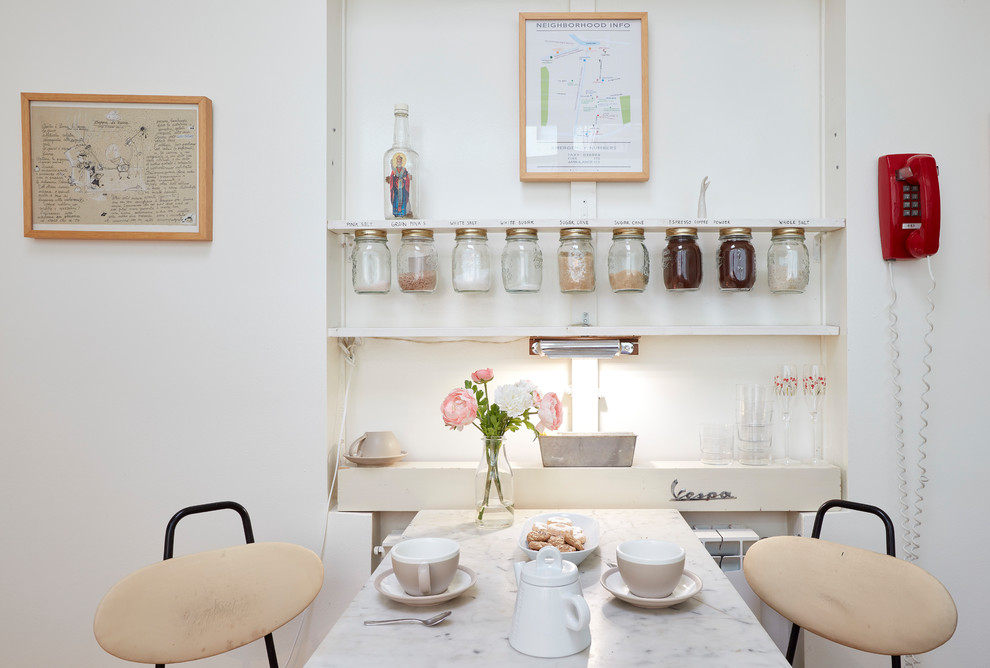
<box><xmin>519</xmin><ymin>12</ymin><xmax>649</xmax><ymax>182</ymax></box>
<box><xmin>21</xmin><ymin>93</ymin><xmax>213</xmax><ymax>240</ymax></box>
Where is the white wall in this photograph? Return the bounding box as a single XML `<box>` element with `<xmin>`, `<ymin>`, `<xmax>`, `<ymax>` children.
<box><xmin>337</xmin><ymin>0</ymin><xmax>829</xmax><ymax>464</ymax></box>
<box><xmin>0</xmin><ymin>1</ymin><xmax>328</xmax><ymax>666</ymax></box>
<box><xmin>844</xmin><ymin>1</ymin><xmax>990</xmax><ymax>665</ymax></box>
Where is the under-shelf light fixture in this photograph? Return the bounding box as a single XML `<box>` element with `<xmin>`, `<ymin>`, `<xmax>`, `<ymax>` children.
<box><xmin>529</xmin><ymin>337</ymin><xmax>639</xmax><ymax>359</ymax></box>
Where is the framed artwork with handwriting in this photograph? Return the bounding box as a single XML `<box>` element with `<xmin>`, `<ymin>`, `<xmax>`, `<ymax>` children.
<box><xmin>21</xmin><ymin>93</ymin><xmax>212</xmax><ymax>240</ymax></box>
<box><xmin>519</xmin><ymin>13</ymin><xmax>649</xmax><ymax>182</ymax></box>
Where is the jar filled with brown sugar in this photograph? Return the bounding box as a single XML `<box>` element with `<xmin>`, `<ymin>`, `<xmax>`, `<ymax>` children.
<box><xmin>396</xmin><ymin>229</ymin><xmax>438</xmax><ymax>292</ymax></box>
<box><xmin>557</xmin><ymin>228</ymin><xmax>595</xmax><ymax>293</ymax></box>
<box><xmin>661</xmin><ymin>227</ymin><xmax>702</xmax><ymax>291</ymax></box>
<box><xmin>717</xmin><ymin>227</ymin><xmax>756</xmax><ymax>291</ymax></box>
<box><xmin>608</xmin><ymin>228</ymin><xmax>649</xmax><ymax>292</ymax></box>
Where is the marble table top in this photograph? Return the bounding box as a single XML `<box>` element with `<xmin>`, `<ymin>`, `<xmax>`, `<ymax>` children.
<box><xmin>306</xmin><ymin>509</ymin><xmax>788</xmax><ymax>667</ymax></box>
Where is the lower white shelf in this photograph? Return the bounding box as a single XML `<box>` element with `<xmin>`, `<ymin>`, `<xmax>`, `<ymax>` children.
<box><xmin>336</xmin><ymin>461</ymin><xmax>841</xmax><ymax>513</ymax></box>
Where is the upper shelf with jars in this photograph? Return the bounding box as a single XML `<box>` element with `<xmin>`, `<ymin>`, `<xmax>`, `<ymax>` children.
<box><xmin>327</xmin><ymin>218</ymin><xmax>845</xmax><ymax>339</ymax></box>
<box><xmin>327</xmin><ymin>218</ymin><xmax>845</xmax><ymax>233</ymax></box>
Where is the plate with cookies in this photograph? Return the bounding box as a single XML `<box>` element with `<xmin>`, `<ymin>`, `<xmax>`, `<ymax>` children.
<box><xmin>518</xmin><ymin>512</ymin><xmax>600</xmax><ymax>565</ymax></box>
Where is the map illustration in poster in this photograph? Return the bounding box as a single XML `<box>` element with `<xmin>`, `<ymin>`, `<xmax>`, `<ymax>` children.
<box><xmin>522</xmin><ymin>14</ymin><xmax>647</xmax><ymax>181</ymax></box>
<box><xmin>22</xmin><ymin>94</ymin><xmax>212</xmax><ymax>239</ymax></box>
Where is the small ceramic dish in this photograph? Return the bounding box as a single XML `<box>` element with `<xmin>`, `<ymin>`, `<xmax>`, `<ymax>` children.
<box><xmin>600</xmin><ymin>567</ymin><xmax>703</xmax><ymax>608</ymax></box>
<box><xmin>374</xmin><ymin>565</ymin><xmax>477</xmax><ymax>606</ymax></box>
<box><xmin>517</xmin><ymin>512</ymin><xmax>600</xmax><ymax>565</ymax></box>
<box><xmin>343</xmin><ymin>452</ymin><xmax>408</xmax><ymax>466</ymax></box>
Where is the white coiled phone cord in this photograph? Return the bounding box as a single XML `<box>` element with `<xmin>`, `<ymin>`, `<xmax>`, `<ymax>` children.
<box><xmin>886</xmin><ymin>258</ymin><xmax>935</xmax><ymax>568</ymax></box>
<box><xmin>285</xmin><ymin>337</ymin><xmax>358</xmax><ymax>667</ymax></box>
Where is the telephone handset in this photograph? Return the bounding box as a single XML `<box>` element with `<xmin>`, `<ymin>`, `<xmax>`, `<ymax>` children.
<box><xmin>878</xmin><ymin>153</ymin><xmax>940</xmax><ymax>260</ymax></box>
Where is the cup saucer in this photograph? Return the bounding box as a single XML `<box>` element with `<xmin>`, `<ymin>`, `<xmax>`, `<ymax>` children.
<box><xmin>600</xmin><ymin>567</ymin><xmax>702</xmax><ymax>608</ymax></box>
<box><xmin>374</xmin><ymin>565</ymin><xmax>477</xmax><ymax>606</ymax></box>
<box><xmin>343</xmin><ymin>451</ymin><xmax>407</xmax><ymax>466</ymax></box>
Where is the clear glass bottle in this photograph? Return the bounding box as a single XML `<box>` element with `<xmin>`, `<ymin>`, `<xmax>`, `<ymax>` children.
<box><xmin>501</xmin><ymin>228</ymin><xmax>542</xmax><ymax>293</ymax></box>
<box><xmin>608</xmin><ymin>228</ymin><xmax>649</xmax><ymax>292</ymax></box>
<box><xmin>717</xmin><ymin>227</ymin><xmax>756</xmax><ymax>291</ymax></box>
<box><xmin>396</xmin><ymin>229</ymin><xmax>437</xmax><ymax>292</ymax></box>
<box><xmin>383</xmin><ymin>103</ymin><xmax>419</xmax><ymax>220</ymax></box>
<box><xmin>662</xmin><ymin>227</ymin><xmax>702</xmax><ymax>291</ymax></box>
<box><xmin>767</xmin><ymin>228</ymin><xmax>810</xmax><ymax>293</ymax></box>
<box><xmin>557</xmin><ymin>228</ymin><xmax>596</xmax><ymax>293</ymax></box>
<box><xmin>351</xmin><ymin>229</ymin><xmax>391</xmax><ymax>294</ymax></box>
<box><xmin>452</xmin><ymin>228</ymin><xmax>491</xmax><ymax>293</ymax></box>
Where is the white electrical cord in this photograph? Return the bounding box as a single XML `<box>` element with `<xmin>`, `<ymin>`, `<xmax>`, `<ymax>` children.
<box><xmin>284</xmin><ymin>337</ymin><xmax>358</xmax><ymax>667</ymax></box>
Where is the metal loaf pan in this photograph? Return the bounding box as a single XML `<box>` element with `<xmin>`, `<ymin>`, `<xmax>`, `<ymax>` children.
<box><xmin>537</xmin><ymin>432</ymin><xmax>637</xmax><ymax>467</ymax></box>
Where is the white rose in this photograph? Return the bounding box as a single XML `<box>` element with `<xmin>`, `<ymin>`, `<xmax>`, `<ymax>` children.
<box><xmin>493</xmin><ymin>383</ymin><xmax>533</xmax><ymax>417</ymax></box>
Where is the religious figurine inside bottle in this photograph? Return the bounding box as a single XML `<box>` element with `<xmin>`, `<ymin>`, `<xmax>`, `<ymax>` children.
<box><xmin>383</xmin><ymin>103</ymin><xmax>419</xmax><ymax>219</ymax></box>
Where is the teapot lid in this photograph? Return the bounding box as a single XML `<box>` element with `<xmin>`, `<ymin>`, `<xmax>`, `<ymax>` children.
<box><xmin>520</xmin><ymin>546</ymin><xmax>578</xmax><ymax>586</ymax></box>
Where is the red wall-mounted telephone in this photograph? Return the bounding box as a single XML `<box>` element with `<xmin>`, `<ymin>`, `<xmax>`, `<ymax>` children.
<box><xmin>878</xmin><ymin>153</ymin><xmax>940</xmax><ymax>260</ymax></box>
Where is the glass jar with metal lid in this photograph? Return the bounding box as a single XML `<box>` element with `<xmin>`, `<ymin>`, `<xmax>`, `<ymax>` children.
<box><xmin>661</xmin><ymin>227</ymin><xmax>702</xmax><ymax>291</ymax></box>
<box><xmin>396</xmin><ymin>229</ymin><xmax>438</xmax><ymax>293</ymax></box>
<box><xmin>767</xmin><ymin>227</ymin><xmax>810</xmax><ymax>293</ymax></box>
<box><xmin>608</xmin><ymin>228</ymin><xmax>649</xmax><ymax>292</ymax></box>
<box><xmin>557</xmin><ymin>228</ymin><xmax>596</xmax><ymax>293</ymax></box>
<box><xmin>451</xmin><ymin>228</ymin><xmax>491</xmax><ymax>293</ymax></box>
<box><xmin>351</xmin><ymin>229</ymin><xmax>391</xmax><ymax>294</ymax></box>
<box><xmin>501</xmin><ymin>228</ymin><xmax>542</xmax><ymax>293</ymax></box>
<box><xmin>717</xmin><ymin>227</ymin><xmax>756</xmax><ymax>291</ymax></box>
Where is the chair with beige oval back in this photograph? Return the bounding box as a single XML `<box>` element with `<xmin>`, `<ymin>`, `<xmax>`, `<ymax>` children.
<box><xmin>93</xmin><ymin>501</ymin><xmax>324</xmax><ymax>667</ymax></box>
<box><xmin>743</xmin><ymin>499</ymin><xmax>957</xmax><ymax>667</ymax></box>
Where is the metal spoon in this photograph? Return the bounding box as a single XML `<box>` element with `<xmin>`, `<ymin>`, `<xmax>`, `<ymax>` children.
<box><xmin>363</xmin><ymin>610</ymin><xmax>452</xmax><ymax>627</ymax></box>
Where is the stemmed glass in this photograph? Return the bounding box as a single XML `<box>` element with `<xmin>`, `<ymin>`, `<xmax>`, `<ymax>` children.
<box><xmin>802</xmin><ymin>364</ymin><xmax>827</xmax><ymax>466</ymax></box>
<box><xmin>773</xmin><ymin>365</ymin><xmax>800</xmax><ymax>465</ymax></box>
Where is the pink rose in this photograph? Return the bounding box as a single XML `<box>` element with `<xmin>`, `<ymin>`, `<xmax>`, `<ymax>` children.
<box><xmin>441</xmin><ymin>388</ymin><xmax>478</xmax><ymax>431</ymax></box>
<box><xmin>535</xmin><ymin>392</ymin><xmax>563</xmax><ymax>432</ymax></box>
<box><xmin>471</xmin><ymin>368</ymin><xmax>494</xmax><ymax>383</ymax></box>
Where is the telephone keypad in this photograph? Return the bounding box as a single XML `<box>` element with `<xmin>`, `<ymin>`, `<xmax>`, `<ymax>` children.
<box><xmin>901</xmin><ymin>184</ymin><xmax>921</xmax><ymax>217</ymax></box>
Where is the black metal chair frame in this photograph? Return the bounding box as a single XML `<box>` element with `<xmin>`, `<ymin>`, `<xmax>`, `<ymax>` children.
<box><xmin>785</xmin><ymin>498</ymin><xmax>899</xmax><ymax>667</ymax></box>
<box><xmin>158</xmin><ymin>501</ymin><xmax>279</xmax><ymax>668</ymax></box>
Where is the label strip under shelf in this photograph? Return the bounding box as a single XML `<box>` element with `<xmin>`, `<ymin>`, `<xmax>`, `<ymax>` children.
<box><xmin>328</xmin><ymin>217</ymin><xmax>845</xmax><ymax>232</ymax></box>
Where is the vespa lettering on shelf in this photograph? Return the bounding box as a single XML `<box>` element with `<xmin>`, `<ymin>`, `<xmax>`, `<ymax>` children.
<box><xmin>669</xmin><ymin>479</ymin><xmax>737</xmax><ymax>502</ymax></box>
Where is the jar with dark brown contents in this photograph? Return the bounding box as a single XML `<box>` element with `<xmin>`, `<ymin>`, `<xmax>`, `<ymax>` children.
<box><xmin>717</xmin><ymin>227</ymin><xmax>756</xmax><ymax>291</ymax></box>
<box><xmin>661</xmin><ymin>228</ymin><xmax>702</xmax><ymax>291</ymax></box>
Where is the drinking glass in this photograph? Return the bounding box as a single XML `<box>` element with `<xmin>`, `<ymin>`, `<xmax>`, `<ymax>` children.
<box><xmin>773</xmin><ymin>365</ymin><xmax>800</xmax><ymax>465</ymax></box>
<box><xmin>802</xmin><ymin>364</ymin><xmax>827</xmax><ymax>465</ymax></box>
<box><xmin>736</xmin><ymin>384</ymin><xmax>773</xmax><ymax>466</ymax></box>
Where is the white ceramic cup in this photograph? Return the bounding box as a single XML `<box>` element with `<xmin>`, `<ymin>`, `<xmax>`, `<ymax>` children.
<box><xmin>616</xmin><ymin>539</ymin><xmax>686</xmax><ymax>599</ymax></box>
<box><xmin>390</xmin><ymin>537</ymin><xmax>460</xmax><ymax>596</ymax></box>
<box><xmin>348</xmin><ymin>431</ymin><xmax>401</xmax><ymax>458</ymax></box>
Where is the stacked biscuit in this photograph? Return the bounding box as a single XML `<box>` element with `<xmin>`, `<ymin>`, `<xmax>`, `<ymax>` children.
<box><xmin>527</xmin><ymin>516</ymin><xmax>587</xmax><ymax>553</ymax></box>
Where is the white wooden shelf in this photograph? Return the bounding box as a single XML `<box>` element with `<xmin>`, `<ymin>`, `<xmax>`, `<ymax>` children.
<box><xmin>328</xmin><ymin>217</ymin><xmax>845</xmax><ymax>233</ymax></box>
<box><xmin>336</xmin><ymin>461</ymin><xmax>842</xmax><ymax>513</ymax></box>
<box><xmin>327</xmin><ymin>325</ymin><xmax>839</xmax><ymax>339</ymax></box>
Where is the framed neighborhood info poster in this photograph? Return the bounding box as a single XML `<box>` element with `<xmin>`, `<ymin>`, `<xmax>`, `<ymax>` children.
<box><xmin>519</xmin><ymin>13</ymin><xmax>649</xmax><ymax>182</ymax></box>
<box><xmin>21</xmin><ymin>93</ymin><xmax>213</xmax><ymax>240</ymax></box>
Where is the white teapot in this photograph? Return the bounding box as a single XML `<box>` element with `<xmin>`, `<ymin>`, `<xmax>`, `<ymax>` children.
<box><xmin>509</xmin><ymin>545</ymin><xmax>591</xmax><ymax>658</ymax></box>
